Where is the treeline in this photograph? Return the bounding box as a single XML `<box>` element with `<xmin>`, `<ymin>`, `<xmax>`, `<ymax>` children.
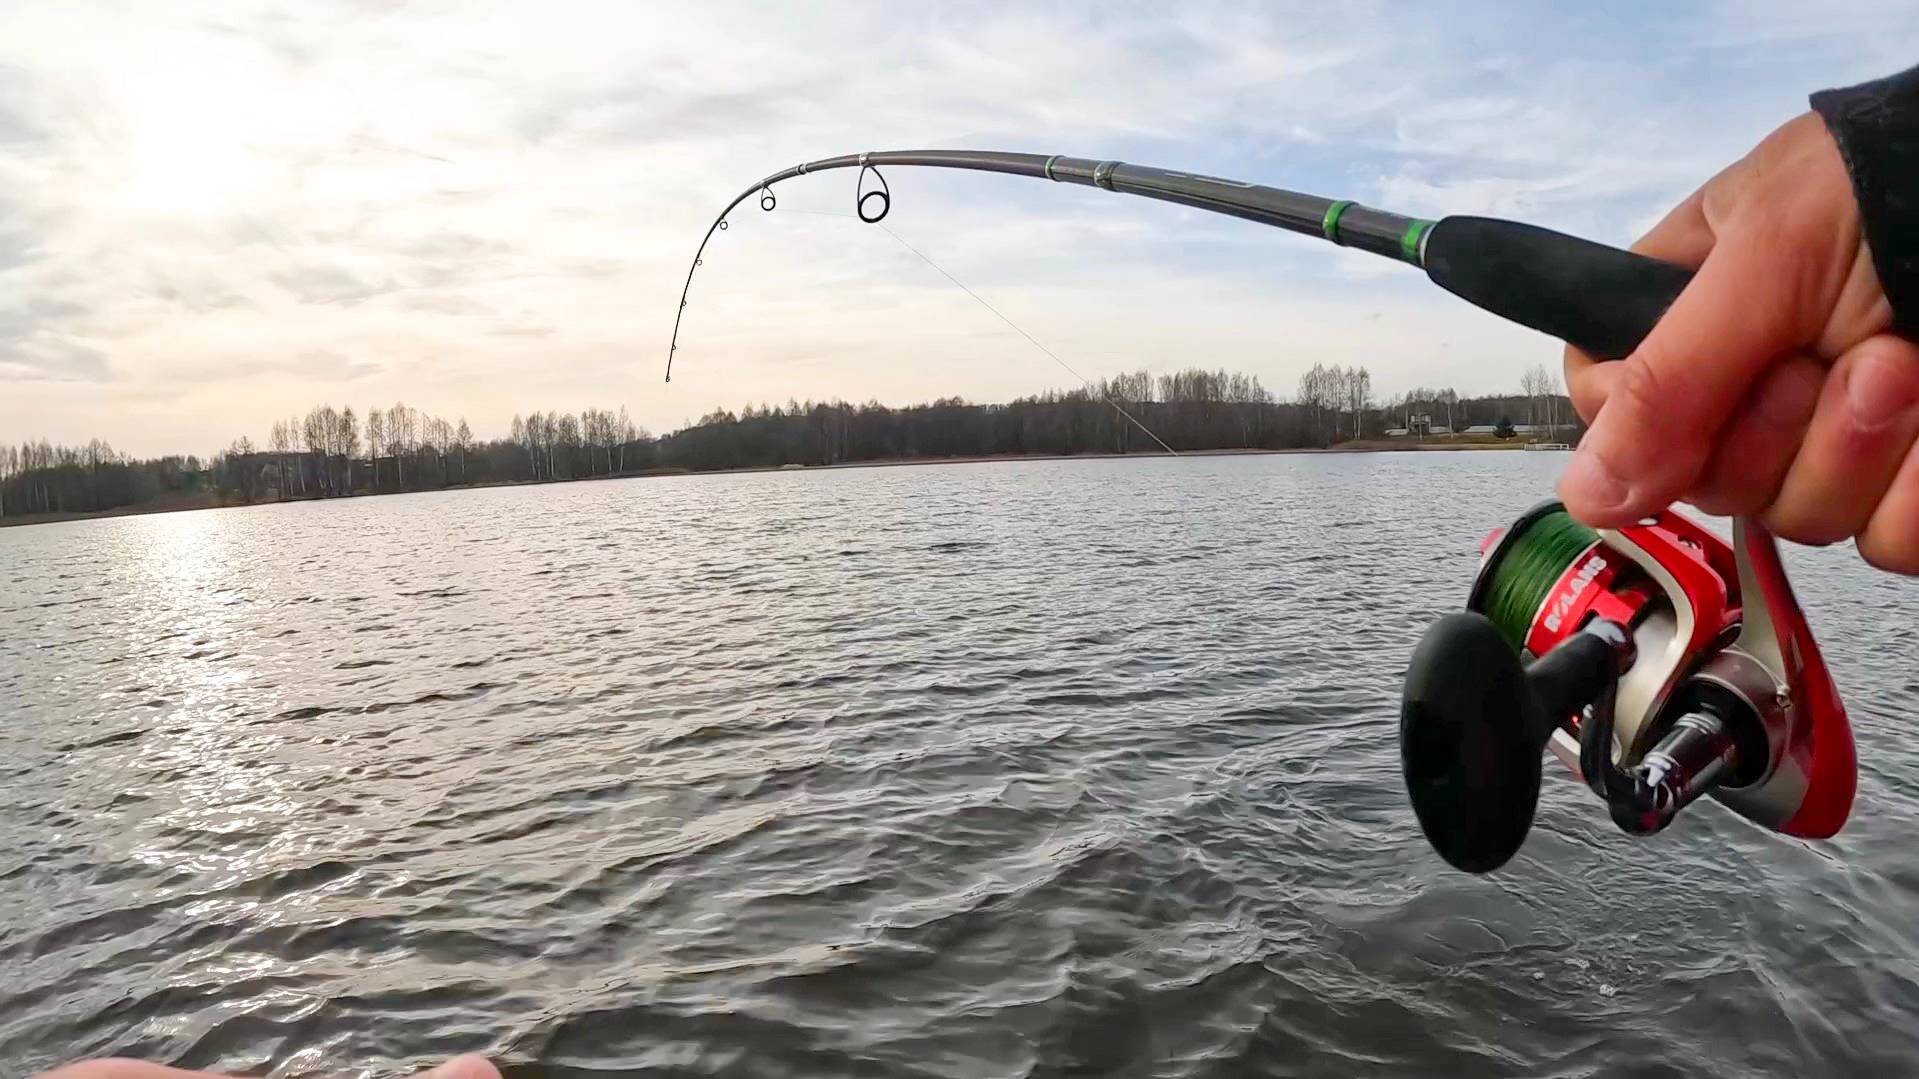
<box><xmin>647</xmin><ymin>365</ymin><xmax>1577</xmax><ymax>471</ymax></box>
<box><xmin>2</xmin><ymin>366</ymin><xmax>1580</xmax><ymax>521</ymax></box>
<box><xmin>0</xmin><ymin>441</ymin><xmax>209</xmax><ymax>517</ymax></box>
<box><xmin>202</xmin><ymin>401</ymin><xmax>649</xmax><ymax>505</ymax></box>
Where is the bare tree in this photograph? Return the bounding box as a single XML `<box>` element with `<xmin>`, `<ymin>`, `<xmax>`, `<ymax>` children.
<box><xmin>553</xmin><ymin>413</ymin><xmax>577</xmax><ymax>479</ymax></box>
<box><xmin>1343</xmin><ymin>365</ymin><xmax>1372</xmax><ymax>439</ymax></box>
<box><xmin>429</xmin><ymin>415</ymin><xmax>451</xmax><ymax>482</ymax></box>
<box><xmin>539</xmin><ymin>412</ymin><xmax>558</xmax><ymax>479</ymax></box>
<box><xmin>455</xmin><ymin>417</ymin><xmax>472</xmax><ymax>482</ymax></box>
<box><xmin>1298</xmin><ymin>363</ymin><xmax>1343</xmax><ymax>446</ymax></box>
<box><xmin>268</xmin><ymin>420</ymin><xmax>291</xmax><ymax>499</ymax></box>
<box><xmin>367</xmin><ymin>408</ymin><xmax>385</xmax><ymax>489</ymax></box>
<box><xmin>0</xmin><ymin>443</ymin><xmax>13</xmax><ymax>517</ymax></box>
<box><xmin>284</xmin><ymin>416</ymin><xmax>304</xmax><ymax>494</ymax></box>
<box><xmin>579</xmin><ymin>409</ymin><xmax>601</xmax><ymax>475</ymax></box>
<box><xmin>388</xmin><ymin>402</ymin><xmax>414</xmax><ymax>486</ymax></box>
<box><xmin>510</xmin><ymin>415</ymin><xmax>531</xmax><ymax>479</ymax></box>
<box><xmin>227</xmin><ymin>436</ymin><xmax>259</xmax><ymax>502</ymax></box>
<box><xmin>301</xmin><ymin>406</ymin><xmax>332</xmax><ymax>495</ymax></box>
<box><xmin>338</xmin><ymin>407</ymin><xmax>360</xmax><ymax>492</ymax></box>
<box><xmin>1519</xmin><ymin>364</ymin><xmax>1554</xmax><ymax>433</ymax></box>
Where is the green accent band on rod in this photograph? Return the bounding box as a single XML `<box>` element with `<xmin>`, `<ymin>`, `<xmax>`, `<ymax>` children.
<box><xmin>1401</xmin><ymin>219</ymin><xmax>1434</xmax><ymax>264</ymax></box>
<box><xmin>1322</xmin><ymin>200</ymin><xmax>1353</xmax><ymax>244</ymax></box>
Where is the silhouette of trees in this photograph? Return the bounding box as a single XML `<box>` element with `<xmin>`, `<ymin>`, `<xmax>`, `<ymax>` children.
<box><xmin>455</xmin><ymin>418</ymin><xmax>473</xmax><ymax>482</ymax></box>
<box><xmin>1520</xmin><ymin>365</ymin><xmax>1548</xmax><ymax>431</ymax></box>
<box><xmin>216</xmin><ymin>437</ymin><xmax>262</xmax><ymax>503</ymax></box>
<box><xmin>1297</xmin><ymin>364</ymin><xmax>1344</xmax><ymax>446</ymax></box>
<box><xmin>0</xmin><ymin>444</ymin><xmax>14</xmax><ymax>516</ymax></box>
<box><xmin>366</xmin><ymin>409</ymin><xmax>386</xmax><ymax>488</ymax></box>
<box><xmin>268</xmin><ymin>420</ymin><xmax>293</xmax><ymax>499</ymax></box>
<box><xmin>0</xmin><ymin>437</ymin><xmax>209</xmax><ymax>518</ymax></box>
<box><xmin>4</xmin><ymin>368</ymin><xmax>1583</xmax><ymax>523</ymax></box>
<box><xmin>1344</xmin><ymin>366</ymin><xmax>1373</xmax><ymax>439</ymax></box>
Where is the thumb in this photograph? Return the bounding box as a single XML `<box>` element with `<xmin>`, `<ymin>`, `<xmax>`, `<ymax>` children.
<box><xmin>420</xmin><ymin>1055</ymin><xmax>500</xmax><ymax>1079</ymax></box>
<box><xmin>1559</xmin><ymin>231</ymin><xmax>1809</xmax><ymax>525</ymax></box>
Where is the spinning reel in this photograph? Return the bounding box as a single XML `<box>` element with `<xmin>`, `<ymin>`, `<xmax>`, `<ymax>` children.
<box><xmin>1400</xmin><ymin>502</ymin><xmax>1856</xmax><ymax>873</ymax></box>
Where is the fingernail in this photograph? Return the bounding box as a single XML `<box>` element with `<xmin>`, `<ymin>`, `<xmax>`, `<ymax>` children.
<box><xmin>1847</xmin><ymin>348</ymin><xmax>1919</xmax><ymax>431</ymax></box>
<box><xmin>1561</xmin><ymin>450</ymin><xmax>1629</xmax><ymax>512</ymax></box>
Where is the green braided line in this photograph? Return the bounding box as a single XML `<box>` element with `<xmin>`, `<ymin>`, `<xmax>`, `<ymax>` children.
<box><xmin>1481</xmin><ymin>510</ymin><xmax>1601</xmax><ymax>651</ymax></box>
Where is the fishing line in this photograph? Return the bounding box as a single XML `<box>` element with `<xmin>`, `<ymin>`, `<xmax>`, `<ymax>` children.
<box><xmin>1480</xmin><ymin>509</ymin><xmax>1600</xmax><ymax>649</ymax></box>
<box><xmin>753</xmin><ymin>207</ymin><xmax>1178</xmax><ymax>455</ymax></box>
<box><xmin>665</xmin><ymin>147</ymin><xmax>1699</xmax><ymax>390</ymax></box>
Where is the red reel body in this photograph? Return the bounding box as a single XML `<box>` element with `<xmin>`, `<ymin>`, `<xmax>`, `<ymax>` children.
<box><xmin>1401</xmin><ymin>503</ymin><xmax>1855</xmax><ymax>873</ymax></box>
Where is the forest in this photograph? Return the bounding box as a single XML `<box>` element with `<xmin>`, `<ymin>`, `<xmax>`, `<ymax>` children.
<box><xmin>1</xmin><ymin>364</ymin><xmax>1578</xmax><ymax>522</ymax></box>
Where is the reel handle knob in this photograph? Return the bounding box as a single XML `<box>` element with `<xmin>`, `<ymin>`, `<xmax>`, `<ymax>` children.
<box><xmin>1400</xmin><ymin>613</ymin><xmax>1628</xmax><ymax>873</ymax></box>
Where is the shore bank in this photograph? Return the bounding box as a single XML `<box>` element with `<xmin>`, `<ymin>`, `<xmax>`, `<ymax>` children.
<box><xmin>0</xmin><ymin>439</ymin><xmax>1555</xmax><ymax>529</ymax></box>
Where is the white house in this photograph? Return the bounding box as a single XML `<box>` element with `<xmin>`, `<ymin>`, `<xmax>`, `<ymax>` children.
<box><xmin>1461</xmin><ymin>423</ymin><xmax>1543</xmax><ymax>435</ymax></box>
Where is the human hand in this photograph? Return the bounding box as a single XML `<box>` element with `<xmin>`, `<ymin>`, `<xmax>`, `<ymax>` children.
<box><xmin>1560</xmin><ymin>111</ymin><xmax>1919</xmax><ymax>573</ymax></box>
<box><xmin>34</xmin><ymin>1053</ymin><xmax>500</xmax><ymax>1079</ymax></box>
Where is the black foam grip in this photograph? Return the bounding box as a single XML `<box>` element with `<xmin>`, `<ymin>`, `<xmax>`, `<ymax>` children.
<box><xmin>1423</xmin><ymin>216</ymin><xmax>1695</xmax><ymax>360</ymax></box>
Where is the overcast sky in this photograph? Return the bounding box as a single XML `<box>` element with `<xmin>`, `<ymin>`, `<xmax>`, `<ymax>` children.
<box><xmin>2</xmin><ymin>2</ymin><xmax>1916</xmax><ymax>456</ymax></box>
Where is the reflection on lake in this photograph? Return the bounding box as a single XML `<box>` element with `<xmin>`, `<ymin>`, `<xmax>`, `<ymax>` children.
<box><xmin>3</xmin><ymin>454</ymin><xmax>1918</xmax><ymax>1076</ymax></box>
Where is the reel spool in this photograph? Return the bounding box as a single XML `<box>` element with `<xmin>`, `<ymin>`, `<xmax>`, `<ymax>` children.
<box><xmin>1400</xmin><ymin>502</ymin><xmax>1856</xmax><ymax>874</ymax></box>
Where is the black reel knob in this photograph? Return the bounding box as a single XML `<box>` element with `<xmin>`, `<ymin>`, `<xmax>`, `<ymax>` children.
<box><xmin>1400</xmin><ymin>612</ymin><xmax>1627</xmax><ymax>873</ymax></box>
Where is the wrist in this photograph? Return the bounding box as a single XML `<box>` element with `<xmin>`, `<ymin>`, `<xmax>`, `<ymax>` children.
<box><xmin>1812</xmin><ymin>65</ymin><xmax>1919</xmax><ymax>338</ymax></box>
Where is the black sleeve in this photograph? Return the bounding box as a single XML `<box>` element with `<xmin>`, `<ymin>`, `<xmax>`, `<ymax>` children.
<box><xmin>1812</xmin><ymin>65</ymin><xmax>1919</xmax><ymax>338</ymax></box>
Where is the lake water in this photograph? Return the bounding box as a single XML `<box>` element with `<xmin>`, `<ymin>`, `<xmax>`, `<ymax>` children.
<box><xmin>3</xmin><ymin>454</ymin><xmax>1918</xmax><ymax>1078</ymax></box>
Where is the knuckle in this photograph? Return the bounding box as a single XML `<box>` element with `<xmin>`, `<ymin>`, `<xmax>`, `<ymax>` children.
<box><xmin>1610</xmin><ymin>358</ymin><xmax>1671</xmax><ymax>424</ymax></box>
<box><xmin>1763</xmin><ymin>505</ymin><xmax>1851</xmax><ymax>548</ymax></box>
<box><xmin>1688</xmin><ymin>484</ymin><xmax>1762</xmax><ymax>519</ymax></box>
<box><xmin>1859</xmin><ymin>505</ymin><xmax>1919</xmax><ymax>575</ymax></box>
<box><xmin>1599</xmin><ymin>358</ymin><xmax>1710</xmax><ymax>486</ymax></box>
<box><xmin>1857</xmin><ymin>537</ymin><xmax>1917</xmax><ymax>574</ymax></box>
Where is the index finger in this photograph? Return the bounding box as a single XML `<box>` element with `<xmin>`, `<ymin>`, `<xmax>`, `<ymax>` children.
<box><xmin>1560</xmin><ymin>225</ymin><xmax>1809</xmax><ymax>526</ymax></box>
<box><xmin>1565</xmin><ymin>186</ymin><xmax>1716</xmax><ymax>424</ymax></box>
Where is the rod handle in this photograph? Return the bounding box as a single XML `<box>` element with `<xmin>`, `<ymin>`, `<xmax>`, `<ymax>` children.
<box><xmin>1422</xmin><ymin>216</ymin><xmax>1695</xmax><ymax>361</ymax></box>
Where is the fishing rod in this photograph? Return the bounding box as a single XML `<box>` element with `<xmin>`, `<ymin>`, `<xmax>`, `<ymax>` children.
<box><xmin>667</xmin><ymin>149</ymin><xmax>1856</xmax><ymax>874</ymax></box>
<box><xmin>665</xmin><ymin>148</ymin><xmax>1697</xmax><ymax>381</ymax></box>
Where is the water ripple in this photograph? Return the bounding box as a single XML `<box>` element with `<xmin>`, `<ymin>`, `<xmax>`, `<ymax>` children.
<box><xmin>2</xmin><ymin>455</ymin><xmax>1917</xmax><ymax>1076</ymax></box>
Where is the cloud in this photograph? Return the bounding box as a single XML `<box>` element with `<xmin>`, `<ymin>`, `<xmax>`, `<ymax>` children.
<box><xmin>148</xmin><ymin>272</ymin><xmax>254</xmax><ymax>314</ymax></box>
<box><xmin>269</xmin><ymin>263</ymin><xmax>395</xmax><ymax>306</ymax></box>
<box><xmin>0</xmin><ymin>1</ymin><xmax>1913</xmax><ymax>454</ymax></box>
<box><xmin>0</xmin><ymin>330</ymin><xmax>112</xmax><ymax>382</ymax></box>
<box><xmin>0</xmin><ymin>64</ymin><xmax>50</xmax><ymax>150</ymax></box>
<box><xmin>163</xmin><ymin>348</ymin><xmax>384</xmax><ymax>384</ymax></box>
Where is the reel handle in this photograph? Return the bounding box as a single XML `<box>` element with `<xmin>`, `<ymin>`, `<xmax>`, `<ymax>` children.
<box><xmin>1400</xmin><ymin>612</ymin><xmax>1630</xmax><ymax>873</ymax></box>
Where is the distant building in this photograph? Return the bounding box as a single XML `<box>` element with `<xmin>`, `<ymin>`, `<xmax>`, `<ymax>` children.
<box><xmin>1462</xmin><ymin>423</ymin><xmax>1543</xmax><ymax>435</ymax></box>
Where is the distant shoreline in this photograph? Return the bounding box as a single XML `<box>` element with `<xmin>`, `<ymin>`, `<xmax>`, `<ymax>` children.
<box><xmin>0</xmin><ymin>439</ymin><xmax>1553</xmax><ymax>530</ymax></box>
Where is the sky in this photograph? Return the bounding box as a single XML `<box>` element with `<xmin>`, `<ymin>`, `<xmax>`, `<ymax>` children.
<box><xmin>2</xmin><ymin>1</ymin><xmax>1917</xmax><ymax>457</ymax></box>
